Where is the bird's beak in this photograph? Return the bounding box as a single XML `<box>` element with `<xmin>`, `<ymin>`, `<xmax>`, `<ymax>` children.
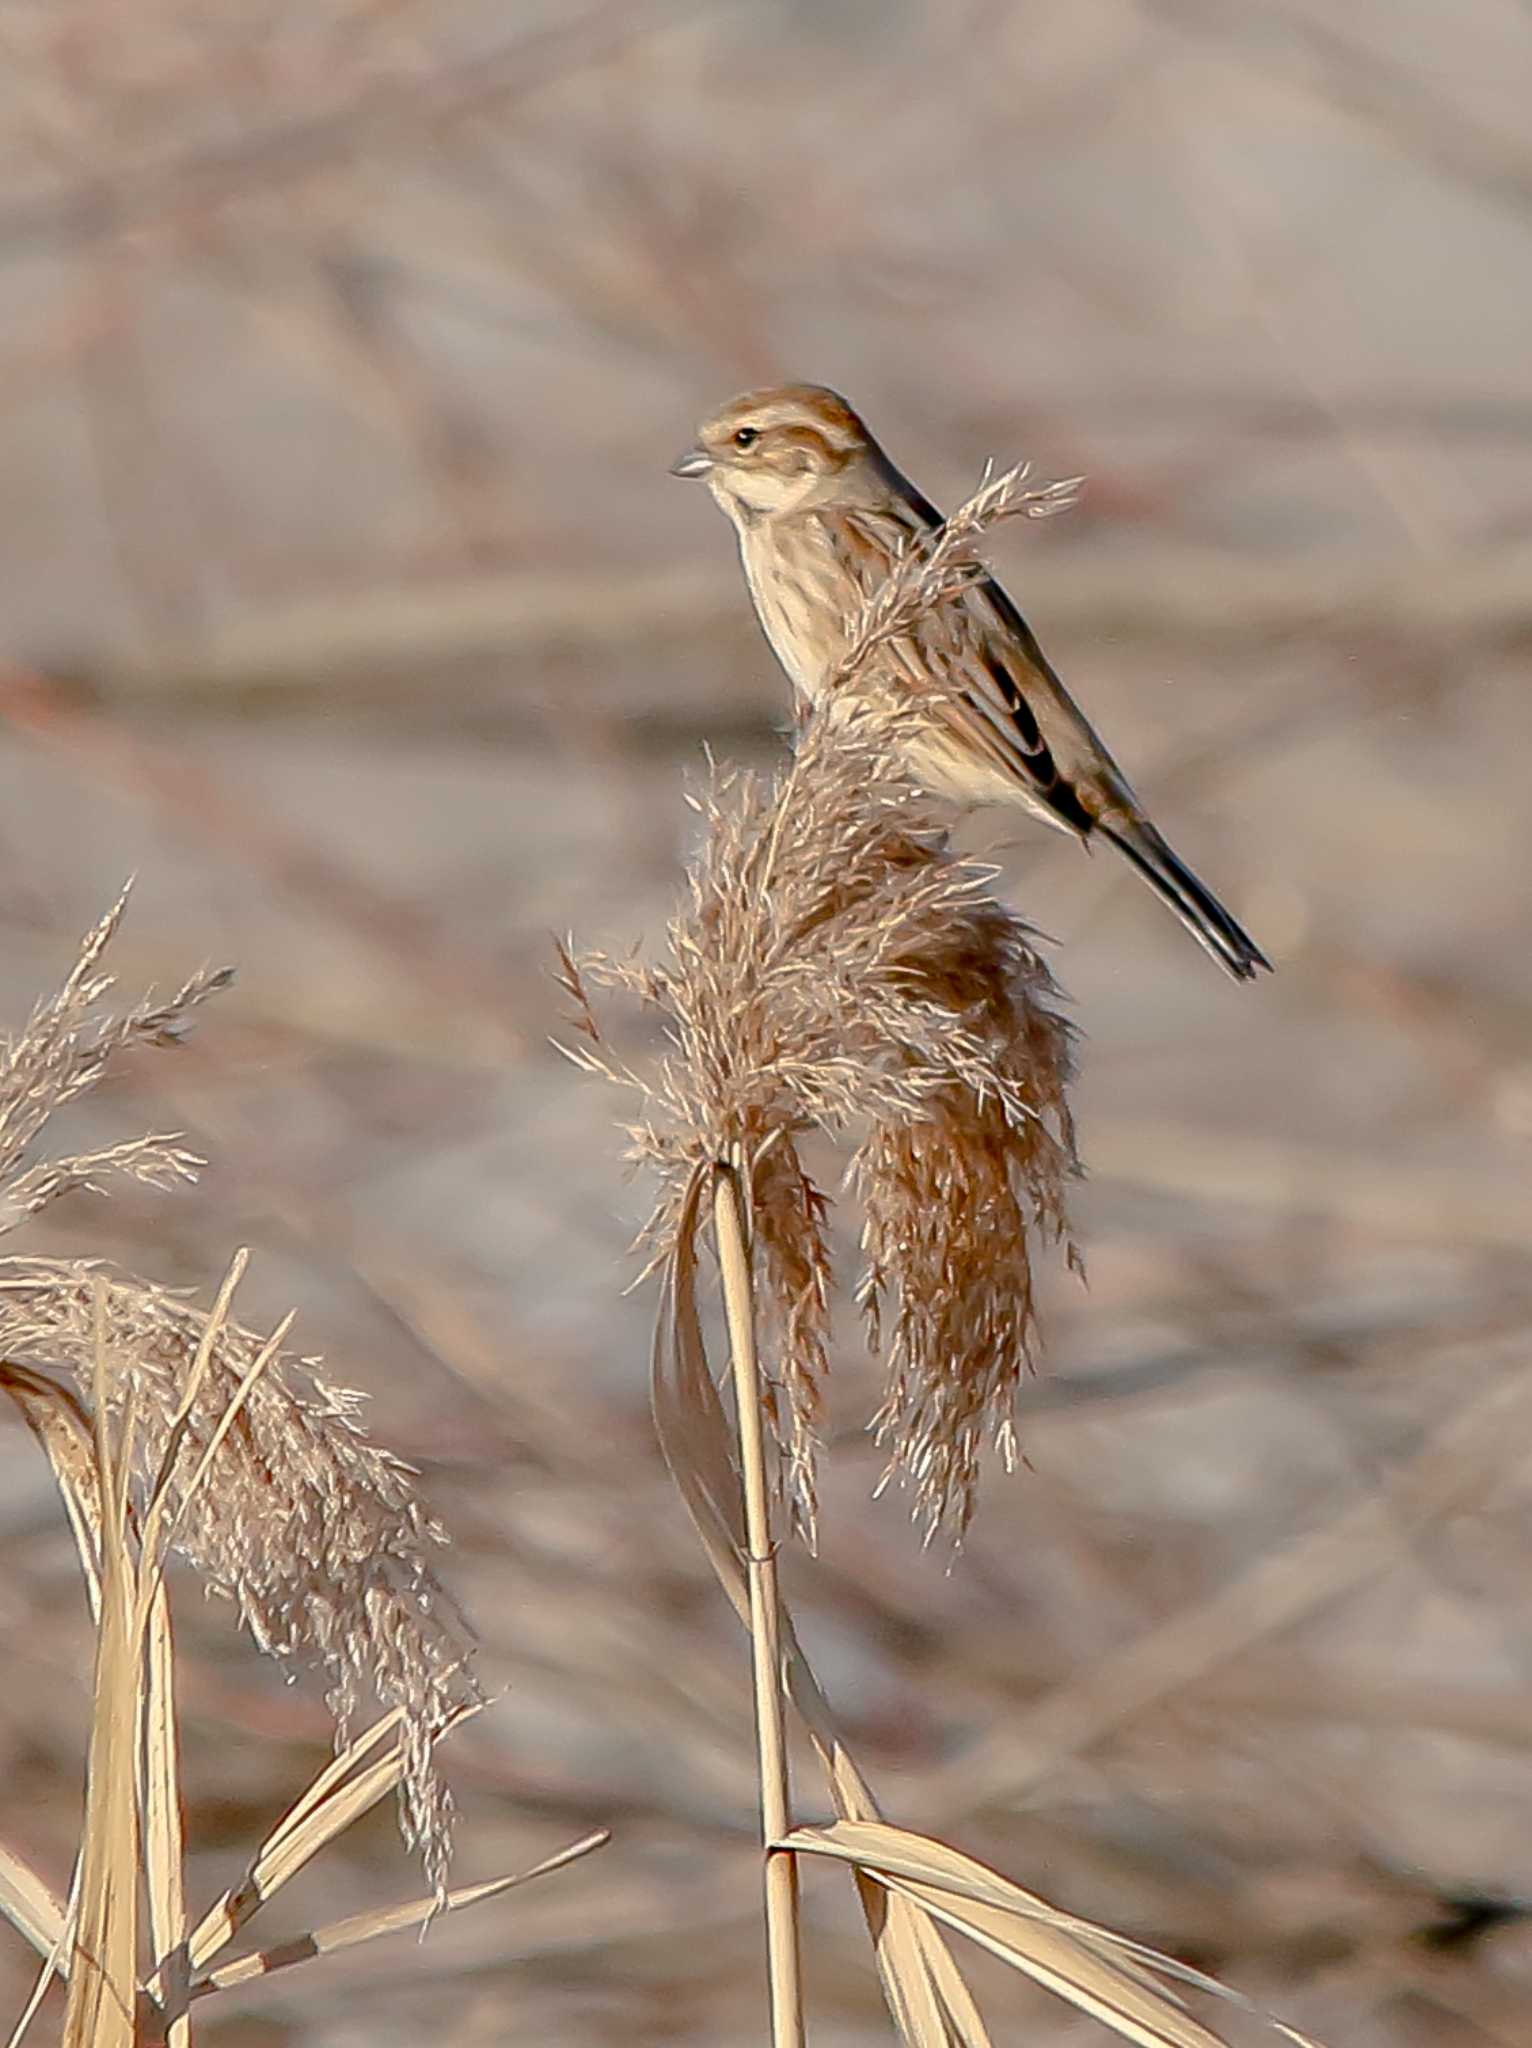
<box><xmin>669</xmin><ymin>445</ymin><xmax>712</xmax><ymax>480</ymax></box>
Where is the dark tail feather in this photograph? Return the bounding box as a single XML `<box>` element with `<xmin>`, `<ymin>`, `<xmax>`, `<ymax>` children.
<box><xmin>1099</xmin><ymin>818</ymin><xmax>1272</xmax><ymax>982</ymax></box>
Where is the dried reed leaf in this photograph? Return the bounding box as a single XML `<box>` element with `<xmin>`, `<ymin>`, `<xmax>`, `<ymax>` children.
<box><xmin>193</xmin><ymin>1830</ymin><xmax>609</xmax><ymax>1997</ymax></box>
<box><xmin>855</xmin><ymin>1872</ymin><xmax>994</xmax><ymax>2048</ymax></box>
<box><xmin>880</xmin><ymin>1878</ymin><xmax>1227</xmax><ymax>2048</ymax></box>
<box><xmin>891</xmin><ymin>1902</ymin><xmax>992</xmax><ymax>2045</ymax></box>
<box><xmin>63</xmin><ymin>1301</ymin><xmax>140</xmax><ymax>2048</ymax></box>
<box><xmin>650</xmin><ymin>1169</ymin><xmax>748</xmax><ymax>1613</ymax></box>
<box><xmin>166</xmin><ymin>1701</ymin><xmax>484</xmax><ymax>1990</ymax></box>
<box><xmin>0</xmin><ymin>1364</ymin><xmax>105</xmax><ymax>1618</ymax></box>
<box><xmin>0</xmin><ymin>1844</ymin><xmax>67</xmax><ymax>1972</ymax></box>
<box><xmin>5</xmin><ymin>1910</ymin><xmax>75</xmax><ymax>2048</ymax></box>
<box><xmin>0</xmin><ymin>1863</ymin><xmax>78</xmax><ymax>2048</ymax></box>
<box><xmin>252</xmin><ymin>1706</ymin><xmax>413</xmax><ymax>1873</ymax></box>
<box><xmin>783</xmin><ymin>1821</ymin><xmax>1325</xmax><ymax>2048</ymax></box>
<box><xmin>0</xmin><ymin>1379</ymin><xmax>85</xmax><ymax>2044</ymax></box>
<box><xmin>141</xmin><ymin>1578</ymin><xmax>189</xmax><ymax>2046</ymax></box>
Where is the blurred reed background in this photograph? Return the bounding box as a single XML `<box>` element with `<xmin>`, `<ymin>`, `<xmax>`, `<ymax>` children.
<box><xmin>1</xmin><ymin>2</ymin><xmax>1530</xmax><ymax>2042</ymax></box>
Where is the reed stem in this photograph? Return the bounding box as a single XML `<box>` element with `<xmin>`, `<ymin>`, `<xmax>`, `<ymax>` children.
<box><xmin>713</xmin><ymin>1160</ymin><xmax>805</xmax><ymax>2048</ymax></box>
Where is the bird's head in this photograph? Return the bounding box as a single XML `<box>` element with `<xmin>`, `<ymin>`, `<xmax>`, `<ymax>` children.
<box><xmin>670</xmin><ymin>384</ymin><xmax>879</xmax><ymax>523</ymax></box>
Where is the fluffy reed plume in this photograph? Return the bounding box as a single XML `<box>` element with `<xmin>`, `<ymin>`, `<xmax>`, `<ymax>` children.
<box><xmin>564</xmin><ymin>467</ymin><xmax>1081</xmax><ymax>1541</ymax></box>
<box><xmin>0</xmin><ymin>889</ymin><xmax>225</xmax><ymax>1239</ymax></box>
<box><xmin>0</xmin><ymin>892</ymin><xmax>479</xmax><ymax>1892</ymax></box>
<box><xmin>2</xmin><ymin>1305</ymin><xmax>605</xmax><ymax>2048</ymax></box>
<box><xmin>1</xmin><ymin>1259</ymin><xmax>477</xmax><ymax>1888</ymax></box>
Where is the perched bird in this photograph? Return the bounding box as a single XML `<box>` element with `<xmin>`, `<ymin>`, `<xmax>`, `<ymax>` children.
<box><xmin>671</xmin><ymin>383</ymin><xmax>1270</xmax><ymax>982</ymax></box>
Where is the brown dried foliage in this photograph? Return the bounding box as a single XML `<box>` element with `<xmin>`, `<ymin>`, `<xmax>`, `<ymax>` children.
<box><xmin>0</xmin><ymin>894</ymin><xmax>478</xmax><ymax>1893</ymax></box>
<box><xmin>566</xmin><ymin>473</ymin><xmax>1082</xmax><ymax>1537</ymax></box>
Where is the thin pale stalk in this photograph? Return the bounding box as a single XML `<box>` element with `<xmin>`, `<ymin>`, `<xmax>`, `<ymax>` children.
<box><xmin>713</xmin><ymin>1162</ymin><xmax>804</xmax><ymax>2048</ymax></box>
<box><xmin>141</xmin><ymin>1577</ymin><xmax>189</xmax><ymax>2045</ymax></box>
<box><xmin>63</xmin><ymin>1296</ymin><xmax>139</xmax><ymax>2048</ymax></box>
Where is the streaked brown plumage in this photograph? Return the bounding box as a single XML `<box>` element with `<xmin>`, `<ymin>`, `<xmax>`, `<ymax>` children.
<box><xmin>671</xmin><ymin>382</ymin><xmax>1271</xmax><ymax>982</ymax></box>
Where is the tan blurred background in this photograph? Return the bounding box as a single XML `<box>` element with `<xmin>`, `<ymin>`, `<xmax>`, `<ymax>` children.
<box><xmin>2</xmin><ymin>3</ymin><xmax>1532</xmax><ymax>2041</ymax></box>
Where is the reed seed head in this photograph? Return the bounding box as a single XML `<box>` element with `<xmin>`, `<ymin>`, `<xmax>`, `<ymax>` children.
<box><xmin>0</xmin><ymin>893</ymin><xmax>478</xmax><ymax>1891</ymax></box>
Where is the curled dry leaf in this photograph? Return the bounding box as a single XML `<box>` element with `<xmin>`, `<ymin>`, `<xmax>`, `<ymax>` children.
<box><xmin>782</xmin><ymin>1821</ymin><xmax>1326</xmax><ymax>2048</ymax></box>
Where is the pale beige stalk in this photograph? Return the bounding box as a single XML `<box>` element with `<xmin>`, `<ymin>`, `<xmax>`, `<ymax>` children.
<box><xmin>714</xmin><ymin>1162</ymin><xmax>804</xmax><ymax>2048</ymax></box>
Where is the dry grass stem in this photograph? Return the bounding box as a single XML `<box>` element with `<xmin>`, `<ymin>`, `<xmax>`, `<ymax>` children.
<box><xmin>714</xmin><ymin>1164</ymin><xmax>804</xmax><ymax>2047</ymax></box>
<box><xmin>62</xmin><ymin>1295</ymin><xmax>140</xmax><ymax>2048</ymax></box>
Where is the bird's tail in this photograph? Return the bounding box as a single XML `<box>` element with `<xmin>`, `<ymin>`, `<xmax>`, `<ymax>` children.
<box><xmin>1098</xmin><ymin>816</ymin><xmax>1272</xmax><ymax>982</ymax></box>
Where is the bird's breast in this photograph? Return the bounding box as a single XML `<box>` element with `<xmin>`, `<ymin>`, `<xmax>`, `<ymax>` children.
<box><xmin>738</xmin><ymin>516</ymin><xmax>864</xmax><ymax>704</ymax></box>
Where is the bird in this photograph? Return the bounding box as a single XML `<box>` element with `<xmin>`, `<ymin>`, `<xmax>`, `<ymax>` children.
<box><xmin>670</xmin><ymin>383</ymin><xmax>1270</xmax><ymax>983</ymax></box>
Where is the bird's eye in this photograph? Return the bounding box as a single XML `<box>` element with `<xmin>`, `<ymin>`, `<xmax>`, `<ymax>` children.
<box><xmin>733</xmin><ymin>426</ymin><xmax>759</xmax><ymax>449</ymax></box>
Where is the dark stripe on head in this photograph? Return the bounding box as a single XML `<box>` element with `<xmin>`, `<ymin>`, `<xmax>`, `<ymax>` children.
<box><xmin>705</xmin><ymin>383</ymin><xmax>869</xmax><ymax>458</ymax></box>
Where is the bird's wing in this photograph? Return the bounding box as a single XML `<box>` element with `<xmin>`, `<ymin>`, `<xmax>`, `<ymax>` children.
<box><xmin>942</xmin><ymin>578</ymin><xmax>1273</xmax><ymax>978</ymax></box>
<box><xmin>935</xmin><ymin>591</ymin><xmax>1102</xmax><ymax>834</ymax></box>
<box><xmin>844</xmin><ymin>462</ymin><xmax>1270</xmax><ymax>980</ymax></box>
<box><xmin>842</xmin><ymin>470</ymin><xmax>1119</xmax><ymax>838</ymax></box>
